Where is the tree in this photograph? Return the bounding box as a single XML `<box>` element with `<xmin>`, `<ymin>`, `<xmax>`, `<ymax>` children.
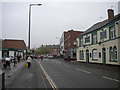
<box><xmin>34</xmin><ymin>46</ymin><xmax>51</xmax><ymax>55</ymax></box>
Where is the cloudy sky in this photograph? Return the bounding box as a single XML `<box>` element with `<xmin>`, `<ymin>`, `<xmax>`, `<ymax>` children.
<box><xmin>1</xmin><ymin>0</ymin><xmax>119</xmax><ymax>48</ymax></box>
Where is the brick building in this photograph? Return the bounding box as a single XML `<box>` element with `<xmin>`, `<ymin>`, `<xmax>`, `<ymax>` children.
<box><xmin>64</xmin><ymin>29</ymin><xmax>84</xmax><ymax>60</ymax></box>
<box><xmin>1</xmin><ymin>39</ymin><xmax>27</xmax><ymax>59</ymax></box>
<box><xmin>44</xmin><ymin>44</ymin><xmax>60</xmax><ymax>58</ymax></box>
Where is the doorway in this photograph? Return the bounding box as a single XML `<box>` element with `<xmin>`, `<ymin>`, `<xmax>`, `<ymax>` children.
<box><xmin>102</xmin><ymin>48</ymin><xmax>106</xmax><ymax>64</ymax></box>
<box><xmin>86</xmin><ymin>49</ymin><xmax>89</xmax><ymax>63</ymax></box>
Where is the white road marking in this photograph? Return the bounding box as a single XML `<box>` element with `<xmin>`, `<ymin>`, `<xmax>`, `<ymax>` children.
<box><xmin>76</xmin><ymin>68</ymin><xmax>91</xmax><ymax>74</ymax></box>
<box><xmin>64</xmin><ymin>65</ymin><xmax>71</xmax><ymax>68</ymax></box>
<box><xmin>102</xmin><ymin>76</ymin><xmax>120</xmax><ymax>82</ymax></box>
<box><xmin>38</xmin><ymin>61</ymin><xmax>58</xmax><ymax>90</ymax></box>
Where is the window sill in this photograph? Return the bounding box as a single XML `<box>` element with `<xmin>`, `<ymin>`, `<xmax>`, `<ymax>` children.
<box><xmin>109</xmin><ymin>60</ymin><xmax>118</xmax><ymax>62</ymax></box>
<box><xmin>92</xmin><ymin>59</ymin><xmax>98</xmax><ymax>61</ymax></box>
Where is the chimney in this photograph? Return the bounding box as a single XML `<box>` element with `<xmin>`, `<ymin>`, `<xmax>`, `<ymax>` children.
<box><xmin>108</xmin><ymin>9</ymin><xmax>114</xmax><ymax>20</ymax></box>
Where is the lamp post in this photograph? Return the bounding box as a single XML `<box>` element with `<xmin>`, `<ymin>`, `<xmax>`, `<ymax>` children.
<box><xmin>56</xmin><ymin>37</ymin><xmax>61</xmax><ymax>57</ymax></box>
<box><xmin>28</xmin><ymin>4</ymin><xmax>42</xmax><ymax>50</ymax></box>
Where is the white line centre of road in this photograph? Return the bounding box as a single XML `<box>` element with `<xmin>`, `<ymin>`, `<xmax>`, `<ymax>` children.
<box><xmin>38</xmin><ymin>61</ymin><xmax>58</xmax><ymax>90</ymax></box>
<box><xmin>64</xmin><ymin>65</ymin><xmax>71</xmax><ymax>68</ymax></box>
<box><xmin>102</xmin><ymin>76</ymin><xmax>120</xmax><ymax>82</ymax></box>
<box><xmin>76</xmin><ymin>68</ymin><xmax>91</xmax><ymax>74</ymax></box>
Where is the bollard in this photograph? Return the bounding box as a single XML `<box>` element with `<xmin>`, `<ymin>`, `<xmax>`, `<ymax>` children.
<box><xmin>2</xmin><ymin>72</ymin><xmax>5</xmax><ymax>90</ymax></box>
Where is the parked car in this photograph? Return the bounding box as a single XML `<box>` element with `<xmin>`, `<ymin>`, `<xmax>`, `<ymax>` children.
<box><xmin>48</xmin><ymin>56</ymin><xmax>54</xmax><ymax>59</ymax></box>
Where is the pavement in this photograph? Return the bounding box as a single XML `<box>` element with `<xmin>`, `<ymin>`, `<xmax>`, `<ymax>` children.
<box><xmin>57</xmin><ymin>58</ymin><xmax>120</xmax><ymax>72</ymax></box>
<box><xmin>0</xmin><ymin>60</ymin><xmax>27</xmax><ymax>90</ymax></box>
<box><xmin>2</xmin><ymin>59</ymin><xmax>52</xmax><ymax>89</ymax></box>
<box><xmin>2</xmin><ymin>60</ymin><xmax>27</xmax><ymax>87</ymax></box>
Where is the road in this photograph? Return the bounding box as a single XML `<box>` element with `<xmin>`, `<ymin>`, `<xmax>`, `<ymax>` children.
<box><xmin>39</xmin><ymin>58</ymin><xmax>120</xmax><ymax>88</ymax></box>
<box><xmin>4</xmin><ymin>58</ymin><xmax>120</xmax><ymax>89</ymax></box>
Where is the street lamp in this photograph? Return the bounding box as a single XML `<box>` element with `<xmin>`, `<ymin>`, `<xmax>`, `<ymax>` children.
<box><xmin>28</xmin><ymin>4</ymin><xmax>42</xmax><ymax>50</ymax></box>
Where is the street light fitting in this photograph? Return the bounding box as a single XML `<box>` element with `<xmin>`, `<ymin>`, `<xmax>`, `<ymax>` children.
<box><xmin>30</xmin><ymin>4</ymin><xmax>42</xmax><ymax>6</ymax></box>
<box><xmin>37</xmin><ymin>4</ymin><xmax>42</xmax><ymax>6</ymax></box>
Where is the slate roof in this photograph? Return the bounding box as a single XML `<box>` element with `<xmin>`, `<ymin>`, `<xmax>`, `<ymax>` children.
<box><xmin>44</xmin><ymin>45</ymin><xmax>60</xmax><ymax>49</ymax></box>
<box><xmin>2</xmin><ymin>39</ymin><xmax>27</xmax><ymax>50</ymax></box>
<box><xmin>80</xmin><ymin>13</ymin><xmax>120</xmax><ymax>36</ymax></box>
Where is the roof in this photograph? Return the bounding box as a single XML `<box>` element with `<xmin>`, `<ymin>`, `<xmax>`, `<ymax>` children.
<box><xmin>44</xmin><ymin>45</ymin><xmax>60</xmax><ymax>49</ymax></box>
<box><xmin>80</xmin><ymin>13</ymin><xmax>120</xmax><ymax>36</ymax></box>
<box><xmin>2</xmin><ymin>39</ymin><xmax>27</xmax><ymax>50</ymax></box>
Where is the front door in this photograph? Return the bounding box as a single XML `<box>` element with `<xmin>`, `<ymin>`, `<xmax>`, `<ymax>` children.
<box><xmin>86</xmin><ymin>50</ymin><xmax>89</xmax><ymax>63</ymax></box>
<box><xmin>102</xmin><ymin>48</ymin><xmax>106</xmax><ymax>64</ymax></box>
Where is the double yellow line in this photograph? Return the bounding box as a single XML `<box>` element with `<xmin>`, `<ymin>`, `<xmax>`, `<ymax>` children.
<box><xmin>38</xmin><ymin>61</ymin><xmax>58</xmax><ymax>90</ymax></box>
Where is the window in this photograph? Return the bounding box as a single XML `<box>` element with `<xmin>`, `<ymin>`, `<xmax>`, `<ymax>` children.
<box><xmin>81</xmin><ymin>50</ymin><xmax>84</xmax><ymax>60</ymax></box>
<box><xmin>80</xmin><ymin>38</ymin><xmax>83</xmax><ymax>47</ymax></box>
<box><xmin>113</xmin><ymin>46</ymin><xmax>117</xmax><ymax>61</ymax></box>
<box><xmin>109</xmin><ymin>46</ymin><xmax>117</xmax><ymax>62</ymax></box>
<box><xmin>109</xmin><ymin>26</ymin><xmax>116</xmax><ymax>39</ymax></box>
<box><xmin>92</xmin><ymin>33</ymin><xmax>97</xmax><ymax>44</ymax></box>
<box><xmin>80</xmin><ymin>50</ymin><xmax>84</xmax><ymax>60</ymax></box>
<box><xmin>109</xmin><ymin>47</ymin><xmax>114</xmax><ymax>61</ymax></box>
<box><xmin>85</xmin><ymin>36</ymin><xmax>90</xmax><ymax>43</ymax></box>
<box><xmin>100</xmin><ymin>30</ymin><xmax>107</xmax><ymax>40</ymax></box>
<box><xmin>92</xmin><ymin>49</ymin><xmax>98</xmax><ymax>60</ymax></box>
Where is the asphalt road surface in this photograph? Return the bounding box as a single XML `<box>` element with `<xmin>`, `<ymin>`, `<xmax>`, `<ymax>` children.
<box><xmin>5</xmin><ymin>60</ymin><xmax>52</xmax><ymax>89</ymax></box>
<box><xmin>4</xmin><ymin>58</ymin><xmax>120</xmax><ymax>89</ymax></box>
<box><xmin>39</xmin><ymin>58</ymin><xmax>120</xmax><ymax>88</ymax></box>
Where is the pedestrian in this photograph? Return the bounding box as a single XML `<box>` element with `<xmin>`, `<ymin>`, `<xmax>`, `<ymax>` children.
<box><xmin>40</xmin><ymin>55</ymin><xmax>43</xmax><ymax>60</ymax></box>
<box><xmin>5</xmin><ymin>56</ymin><xmax>11</xmax><ymax>69</ymax></box>
<box><xmin>27</xmin><ymin>56</ymin><xmax>32</xmax><ymax>68</ymax></box>
<box><xmin>17</xmin><ymin>56</ymin><xmax>21</xmax><ymax>62</ymax></box>
<box><xmin>13</xmin><ymin>56</ymin><xmax>17</xmax><ymax>67</ymax></box>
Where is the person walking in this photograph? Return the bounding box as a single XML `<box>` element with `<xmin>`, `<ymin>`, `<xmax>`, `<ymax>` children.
<box><xmin>5</xmin><ymin>56</ymin><xmax>11</xmax><ymax>69</ymax></box>
<box><xmin>27</xmin><ymin>56</ymin><xmax>32</xmax><ymax>68</ymax></box>
<box><xmin>40</xmin><ymin>55</ymin><xmax>43</xmax><ymax>60</ymax></box>
<box><xmin>13</xmin><ymin>56</ymin><xmax>17</xmax><ymax>67</ymax></box>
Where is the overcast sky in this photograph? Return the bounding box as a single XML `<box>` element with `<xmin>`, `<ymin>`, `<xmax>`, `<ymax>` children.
<box><xmin>1</xmin><ymin>0</ymin><xmax>119</xmax><ymax>48</ymax></box>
